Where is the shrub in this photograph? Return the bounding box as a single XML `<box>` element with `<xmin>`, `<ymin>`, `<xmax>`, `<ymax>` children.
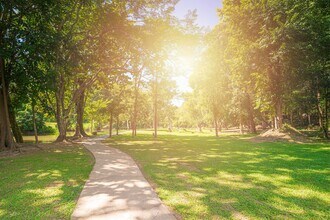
<box><xmin>16</xmin><ymin>108</ymin><xmax>56</xmax><ymax>135</ymax></box>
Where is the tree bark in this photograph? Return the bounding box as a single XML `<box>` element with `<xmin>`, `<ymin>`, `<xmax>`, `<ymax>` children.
<box><xmin>126</xmin><ymin>120</ymin><xmax>130</xmax><ymax>130</ymax></box>
<box><xmin>55</xmin><ymin>88</ymin><xmax>67</xmax><ymax>142</ymax></box>
<box><xmin>109</xmin><ymin>112</ymin><xmax>113</xmax><ymax>138</ymax></box>
<box><xmin>116</xmin><ymin>116</ymin><xmax>119</xmax><ymax>135</ymax></box>
<box><xmin>9</xmin><ymin>103</ymin><xmax>23</xmax><ymax>143</ymax></box>
<box><xmin>246</xmin><ymin>93</ymin><xmax>256</xmax><ymax>133</ymax></box>
<box><xmin>274</xmin><ymin>98</ymin><xmax>283</xmax><ymax>130</ymax></box>
<box><xmin>317</xmin><ymin>89</ymin><xmax>329</xmax><ymax>139</ymax></box>
<box><xmin>153</xmin><ymin>73</ymin><xmax>158</xmax><ymax>138</ymax></box>
<box><xmin>32</xmin><ymin>99</ymin><xmax>39</xmax><ymax>144</ymax></box>
<box><xmin>214</xmin><ymin>118</ymin><xmax>219</xmax><ymax>137</ymax></box>
<box><xmin>74</xmin><ymin>89</ymin><xmax>88</xmax><ymax>138</ymax></box>
<box><xmin>0</xmin><ymin>57</ymin><xmax>15</xmax><ymax>150</ymax></box>
<box><xmin>239</xmin><ymin>113</ymin><xmax>244</xmax><ymax>134</ymax></box>
<box><xmin>197</xmin><ymin>124</ymin><xmax>202</xmax><ymax>133</ymax></box>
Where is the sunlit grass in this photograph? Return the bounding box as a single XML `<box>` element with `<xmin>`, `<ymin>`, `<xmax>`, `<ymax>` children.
<box><xmin>0</xmin><ymin>144</ymin><xmax>94</xmax><ymax>219</ymax></box>
<box><xmin>105</xmin><ymin>130</ymin><xmax>330</xmax><ymax>219</ymax></box>
<box><xmin>22</xmin><ymin>129</ymin><xmax>108</xmax><ymax>143</ymax></box>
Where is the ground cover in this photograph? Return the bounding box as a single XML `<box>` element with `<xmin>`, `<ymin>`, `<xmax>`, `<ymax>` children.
<box><xmin>105</xmin><ymin>130</ymin><xmax>330</xmax><ymax>219</ymax></box>
<box><xmin>0</xmin><ymin>143</ymin><xmax>93</xmax><ymax>219</ymax></box>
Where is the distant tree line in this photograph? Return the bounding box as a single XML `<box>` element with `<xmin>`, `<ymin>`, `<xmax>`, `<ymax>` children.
<box><xmin>181</xmin><ymin>0</ymin><xmax>329</xmax><ymax>138</ymax></box>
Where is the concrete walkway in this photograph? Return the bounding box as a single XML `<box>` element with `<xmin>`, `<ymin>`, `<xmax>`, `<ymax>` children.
<box><xmin>72</xmin><ymin>137</ymin><xmax>176</xmax><ymax>220</ymax></box>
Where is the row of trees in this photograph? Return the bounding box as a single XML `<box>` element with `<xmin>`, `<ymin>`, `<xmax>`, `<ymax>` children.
<box><xmin>179</xmin><ymin>0</ymin><xmax>329</xmax><ymax>138</ymax></box>
<box><xmin>0</xmin><ymin>0</ymin><xmax>191</xmax><ymax>150</ymax></box>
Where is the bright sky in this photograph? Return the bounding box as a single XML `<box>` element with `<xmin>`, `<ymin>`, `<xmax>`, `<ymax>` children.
<box><xmin>172</xmin><ymin>0</ymin><xmax>222</xmax><ymax>106</ymax></box>
<box><xmin>173</xmin><ymin>0</ymin><xmax>222</xmax><ymax>27</ymax></box>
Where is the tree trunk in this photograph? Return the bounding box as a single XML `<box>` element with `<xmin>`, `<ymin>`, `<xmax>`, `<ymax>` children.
<box><xmin>274</xmin><ymin>98</ymin><xmax>283</xmax><ymax>130</ymax></box>
<box><xmin>168</xmin><ymin>119</ymin><xmax>173</xmax><ymax>132</ymax></box>
<box><xmin>116</xmin><ymin>116</ymin><xmax>119</xmax><ymax>135</ymax></box>
<box><xmin>55</xmin><ymin>119</ymin><xmax>67</xmax><ymax>142</ymax></box>
<box><xmin>198</xmin><ymin>124</ymin><xmax>202</xmax><ymax>133</ymax></box>
<box><xmin>109</xmin><ymin>112</ymin><xmax>113</xmax><ymax>138</ymax></box>
<box><xmin>6</xmin><ymin>82</ymin><xmax>23</xmax><ymax>143</ymax></box>
<box><xmin>239</xmin><ymin>113</ymin><xmax>244</xmax><ymax>134</ymax></box>
<box><xmin>246</xmin><ymin>93</ymin><xmax>256</xmax><ymax>133</ymax></box>
<box><xmin>214</xmin><ymin>118</ymin><xmax>219</xmax><ymax>137</ymax></box>
<box><xmin>32</xmin><ymin>99</ymin><xmax>39</xmax><ymax>144</ymax></box>
<box><xmin>325</xmin><ymin>92</ymin><xmax>329</xmax><ymax>138</ymax></box>
<box><xmin>126</xmin><ymin>120</ymin><xmax>130</xmax><ymax>130</ymax></box>
<box><xmin>55</xmin><ymin>99</ymin><xmax>67</xmax><ymax>142</ymax></box>
<box><xmin>74</xmin><ymin>90</ymin><xmax>88</xmax><ymax>138</ymax></box>
<box><xmin>55</xmin><ymin>73</ymin><xmax>68</xmax><ymax>142</ymax></box>
<box><xmin>153</xmin><ymin>73</ymin><xmax>158</xmax><ymax>138</ymax></box>
<box><xmin>0</xmin><ymin>57</ymin><xmax>15</xmax><ymax>150</ymax></box>
<box><xmin>317</xmin><ymin>89</ymin><xmax>329</xmax><ymax>139</ymax></box>
<box><xmin>9</xmin><ymin>104</ymin><xmax>23</xmax><ymax>143</ymax></box>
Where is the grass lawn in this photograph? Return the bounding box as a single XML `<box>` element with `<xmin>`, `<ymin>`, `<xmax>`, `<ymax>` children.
<box><xmin>22</xmin><ymin>130</ymin><xmax>108</xmax><ymax>143</ymax></box>
<box><xmin>0</xmin><ymin>144</ymin><xmax>94</xmax><ymax>219</ymax></box>
<box><xmin>105</xmin><ymin>130</ymin><xmax>330</xmax><ymax>220</ymax></box>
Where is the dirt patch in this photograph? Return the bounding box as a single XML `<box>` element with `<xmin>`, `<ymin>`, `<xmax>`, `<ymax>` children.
<box><xmin>250</xmin><ymin>127</ymin><xmax>310</xmax><ymax>143</ymax></box>
<box><xmin>222</xmin><ymin>203</ymin><xmax>249</xmax><ymax>220</ymax></box>
<box><xmin>177</xmin><ymin>161</ymin><xmax>200</xmax><ymax>172</ymax></box>
<box><xmin>46</xmin><ymin>180</ymin><xmax>65</xmax><ymax>188</ymax></box>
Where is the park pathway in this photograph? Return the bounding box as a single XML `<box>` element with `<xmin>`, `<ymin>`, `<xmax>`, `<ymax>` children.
<box><xmin>71</xmin><ymin>136</ymin><xmax>176</xmax><ymax>220</ymax></box>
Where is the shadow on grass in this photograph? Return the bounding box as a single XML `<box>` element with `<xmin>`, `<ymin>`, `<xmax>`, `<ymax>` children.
<box><xmin>105</xmin><ymin>132</ymin><xmax>330</xmax><ymax>219</ymax></box>
<box><xmin>0</xmin><ymin>145</ymin><xmax>93</xmax><ymax>219</ymax></box>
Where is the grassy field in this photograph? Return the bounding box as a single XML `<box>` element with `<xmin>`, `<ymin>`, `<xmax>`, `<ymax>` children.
<box><xmin>105</xmin><ymin>130</ymin><xmax>330</xmax><ymax>220</ymax></box>
<box><xmin>0</xmin><ymin>144</ymin><xmax>94</xmax><ymax>219</ymax></box>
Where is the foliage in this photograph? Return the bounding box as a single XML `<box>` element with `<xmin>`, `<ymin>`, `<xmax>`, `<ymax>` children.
<box><xmin>16</xmin><ymin>106</ymin><xmax>56</xmax><ymax>135</ymax></box>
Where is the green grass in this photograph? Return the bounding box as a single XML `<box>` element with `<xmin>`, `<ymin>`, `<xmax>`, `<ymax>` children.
<box><xmin>0</xmin><ymin>144</ymin><xmax>94</xmax><ymax>219</ymax></box>
<box><xmin>22</xmin><ymin>130</ymin><xmax>108</xmax><ymax>143</ymax></box>
<box><xmin>105</xmin><ymin>130</ymin><xmax>330</xmax><ymax>220</ymax></box>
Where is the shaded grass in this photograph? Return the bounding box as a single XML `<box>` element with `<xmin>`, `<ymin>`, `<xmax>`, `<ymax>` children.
<box><xmin>105</xmin><ymin>130</ymin><xmax>330</xmax><ymax>220</ymax></box>
<box><xmin>0</xmin><ymin>144</ymin><xmax>94</xmax><ymax>219</ymax></box>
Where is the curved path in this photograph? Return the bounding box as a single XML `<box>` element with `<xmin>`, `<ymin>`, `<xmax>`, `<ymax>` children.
<box><xmin>72</xmin><ymin>137</ymin><xmax>176</xmax><ymax>220</ymax></box>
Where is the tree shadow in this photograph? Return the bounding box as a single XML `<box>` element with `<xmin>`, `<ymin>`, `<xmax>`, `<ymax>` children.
<box><xmin>0</xmin><ymin>145</ymin><xmax>93</xmax><ymax>219</ymax></box>
<box><xmin>106</xmin><ymin>133</ymin><xmax>330</xmax><ymax>219</ymax></box>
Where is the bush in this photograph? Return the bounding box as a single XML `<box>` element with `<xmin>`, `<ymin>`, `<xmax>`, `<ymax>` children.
<box><xmin>16</xmin><ymin>108</ymin><xmax>56</xmax><ymax>135</ymax></box>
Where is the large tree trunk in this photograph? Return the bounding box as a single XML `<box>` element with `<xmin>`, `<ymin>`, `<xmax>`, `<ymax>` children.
<box><xmin>0</xmin><ymin>58</ymin><xmax>15</xmax><ymax>150</ymax></box>
<box><xmin>55</xmin><ymin>77</ymin><xmax>67</xmax><ymax>142</ymax></box>
<box><xmin>32</xmin><ymin>99</ymin><xmax>39</xmax><ymax>144</ymax></box>
<box><xmin>55</xmin><ymin>117</ymin><xmax>67</xmax><ymax>142</ymax></box>
<box><xmin>74</xmin><ymin>89</ymin><xmax>88</xmax><ymax>138</ymax></box>
<box><xmin>246</xmin><ymin>93</ymin><xmax>256</xmax><ymax>133</ymax></box>
<box><xmin>9</xmin><ymin>105</ymin><xmax>23</xmax><ymax>143</ymax></box>
<box><xmin>5</xmin><ymin>75</ymin><xmax>23</xmax><ymax>143</ymax></box>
